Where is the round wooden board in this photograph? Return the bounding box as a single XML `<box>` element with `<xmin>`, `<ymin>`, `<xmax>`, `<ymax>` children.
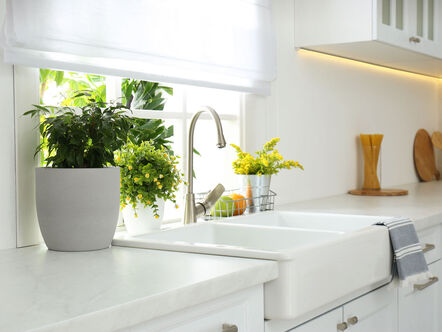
<box><xmin>348</xmin><ymin>189</ymin><xmax>408</xmax><ymax>196</ymax></box>
<box><xmin>414</xmin><ymin>129</ymin><xmax>440</xmax><ymax>182</ymax></box>
<box><xmin>431</xmin><ymin>131</ymin><xmax>442</xmax><ymax>150</ymax></box>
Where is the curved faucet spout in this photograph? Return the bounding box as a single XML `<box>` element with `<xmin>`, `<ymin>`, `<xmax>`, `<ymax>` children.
<box><xmin>187</xmin><ymin>106</ymin><xmax>226</xmax><ymax>194</ymax></box>
<box><xmin>184</xmin><ymin>106</ymin><xmax>226</xmax><ymax>224</ymax></box>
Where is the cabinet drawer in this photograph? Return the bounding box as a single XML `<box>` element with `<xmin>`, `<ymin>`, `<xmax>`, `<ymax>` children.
<box><xmin>398</xmin><ymin>260</ymin><xmax>441</xmax><ymax>332</ymax></box>
<box><xmin>287</xmin><ymin>308</ymin><xmax>342</xmax><ymax>332</ymax></box>
<box><xmin>343</xmin><ymin>283</ymin><xmax>397</xmax><ymax>332</ymax></box>
<box><xmin>417</xmin><ymin>225</ymin><xmax>441</xmax><ymax>265</ymax></box>
<box><xmin>121</xmin><ymin>285</ymin><xmax>264</xmax><ymax>332</ymax></box>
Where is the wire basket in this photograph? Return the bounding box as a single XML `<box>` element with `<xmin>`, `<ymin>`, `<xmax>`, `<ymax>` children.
<box><xmin>195</xmin><ymin>188</ymin><xmax>276</xmax><ymax>220</ymax></box>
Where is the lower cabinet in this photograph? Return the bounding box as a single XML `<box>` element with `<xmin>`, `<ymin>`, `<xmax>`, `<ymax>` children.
<box><xmin>288</xmin><ymin>283</ymin><xmax>397</xmax><ymax>332</ymax></box>
<box><xmin>398</xmin><ymin>260</ymin><xmax>441</xmax><ymax>332</ymax></box>
<box><xmin>343</xmin><ymin>283</ymin><xmax>397</xmax><ymax>332</ymax></box>
<box><xmin>119</xmin><ymin>285</ymin><xmax>264</xmax><ymax>332</ymax></box>
<box><xmin>286</xmin><ymin>308</ymin><xmax>342</xmax><ymax>332</ymax></box>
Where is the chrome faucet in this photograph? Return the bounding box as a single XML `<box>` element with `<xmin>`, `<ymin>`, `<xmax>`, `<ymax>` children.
<box><xmin>183</xmin><ymin>106</ymin><xmax>226</xmax><ymax>224</ymax></box>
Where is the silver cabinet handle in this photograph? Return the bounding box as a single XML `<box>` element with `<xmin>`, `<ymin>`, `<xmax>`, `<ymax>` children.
<box><xmin>347</xmin><ymin>316</ymin><xmax>359</xmax><ymax>325</ymax></box>
<box><xmin>414</xmin><ymin>276</ymin><xmax>439</xmax><ymax>291</ymax></box>
<box><xmin>222</xmin><ymin>324</ymin><xmax>238</xmax><ymax>332</ymax></box>
<box><xmin>422</xmin><ymin>243</ymin><xmax>435</xmax><ymax>253</ymax></box>
<box><xmin>337</xmin><ymin>322</ymin><xmax>348</xmax><ymax>331</ymax></box>
<box><xmin>409</xmin><ymin>36</ymin><xmax>421</xmax><ymax>43</ymax></box>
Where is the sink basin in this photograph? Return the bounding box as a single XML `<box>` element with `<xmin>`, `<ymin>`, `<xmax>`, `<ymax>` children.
<box><xmin>224</xmin><ymin>210</ymin><xmax>390</xmax><ymax>232</ymax></box>
<box><xmin>113</xmin><ymin>222</ymin><xmax>345</xmax><ymax>260</ymax></box>
<box><xmin>113</xmin><ymin>213</ymin><xmax>391</xmax><ymax>320</ymax></box>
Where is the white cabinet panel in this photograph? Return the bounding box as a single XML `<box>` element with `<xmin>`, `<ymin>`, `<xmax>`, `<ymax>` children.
<box><xmin>403</xmin><ymin>0</ymin><xmax>442</xmax><ymax>57</ymax></box>
<box><xmin>398</xmin><ymin>260</ymin><xmax>441</xmax><ymax>332</ymax></box>
<box><xmin>376</xmin><ymin>0</ymin><xmax>414</xmax><ymax>50</ymax></box>
<box><xmin>376</xmin><ymin>0</ymin><xmax>441</xmax><ymax>56</ymax></box>
<box><xmin>417</xmin><ymin>225</ymin><xmax>441</xmax><ymax>265</ymax></box>
<box><xmin>287</xmin><ymin>308</ymin><xmax>343</xmax><ymax>332</ymax></box>
<box><xmin>343</xmin><ymin>283</ymin><xmax>397</xmax><ymax>332</ymax></box>
<box><xmin>294</xmin><ymin>0</ymin><xmax>373</xmax><ymax>46</ymax></box>
<box><xmin>121</xmin><ymin>285</ymin><xmax>264</xmax><ymax>332</ymax></box>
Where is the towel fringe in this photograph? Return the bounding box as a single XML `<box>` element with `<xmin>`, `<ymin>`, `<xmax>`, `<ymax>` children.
<box><xmin>399</xmin><ymin>271</ymin><xmax>433</xmax><ymax>288</ymax></box>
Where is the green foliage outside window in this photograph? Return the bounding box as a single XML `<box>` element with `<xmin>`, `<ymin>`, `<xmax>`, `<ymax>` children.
<box><xmin>39</xmin><ymin>69</ymin><xmax>106</xmax><ymax>106</ymax></box>
<box><xmin>121</xmin><ymin>79</ymin><xmax>174</xmax><ymax>151</ymax></box>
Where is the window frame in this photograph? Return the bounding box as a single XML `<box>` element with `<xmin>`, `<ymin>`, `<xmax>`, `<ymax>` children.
<box><xmin>40</xmin><ymin>73</ymin><xmax>244</xmax><ymax>225</ymax></box>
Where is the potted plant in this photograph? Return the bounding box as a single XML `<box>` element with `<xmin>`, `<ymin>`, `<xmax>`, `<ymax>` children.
<box><xmin>115</xmin><ymin>141</ymin><xmax>184</xmax><ymax>235</ymax></box>
<box><xmin>231</xmin><ymin>138</ymin><xmax>303</xmax><ymax>212</ymax></box>
<box><xmin>25</xmin><ymin>99</ymin><xmax>132</xmax><ymax>251</ymax></box>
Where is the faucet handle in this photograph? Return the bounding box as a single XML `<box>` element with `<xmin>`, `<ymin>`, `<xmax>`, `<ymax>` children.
<box><xmin>197</xmin><ymin>184</ymin><xmax>225</xmax><ymax>216</ymax></box>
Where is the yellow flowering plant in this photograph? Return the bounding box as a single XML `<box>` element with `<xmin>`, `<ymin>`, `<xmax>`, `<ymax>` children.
<box><xmin>115</xmin><ymin>141</ymin><xmax>184</xmax><ymax>218</ymax></box>
<box><xmin>231</xmin><ymin>138</ymin><xmax>303</xmax><ymax>175</ymax></box>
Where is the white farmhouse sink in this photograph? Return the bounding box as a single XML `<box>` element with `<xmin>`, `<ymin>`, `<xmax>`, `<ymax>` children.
<box><xmin>113</xmin><ymin>214</ymin><xmax>391</xmax><ymax>320</ymax></box>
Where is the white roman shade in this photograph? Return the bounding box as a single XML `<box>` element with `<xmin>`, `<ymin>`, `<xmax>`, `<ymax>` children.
<box><xmin>2</xmin><ymin>0</ymin><xmax>276</xmax><ymax>94</ymax></box>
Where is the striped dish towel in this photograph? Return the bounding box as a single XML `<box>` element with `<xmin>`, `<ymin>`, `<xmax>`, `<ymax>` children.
<box><xmin>377</xmin><ymin>217</ymin><xmax>432</xmax><ymax>287</ymax></box>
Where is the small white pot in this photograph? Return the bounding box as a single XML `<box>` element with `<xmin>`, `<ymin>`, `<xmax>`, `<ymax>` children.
<box><xmin>122</xmin><ymin>199</ymin><xmax>165</xmax><ymax>236</ymax></box>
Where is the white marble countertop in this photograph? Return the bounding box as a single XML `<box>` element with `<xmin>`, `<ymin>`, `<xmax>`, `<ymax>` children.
<box><xmin>4</xmin><ymin>181</ymin><xmax>441</xmax><ymax>332</ymax></box>
<box><xmin>0</xmin><ymin>245</ymin><xmax>277</xmax><ymax>332</ymax></box>
<box><xmin>279</xmin><ymin>181</ymin><xmax>442</xmax><ymax>231</ymax></box>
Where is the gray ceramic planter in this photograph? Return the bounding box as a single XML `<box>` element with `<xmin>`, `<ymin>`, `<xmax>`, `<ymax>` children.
<box><xmin>35</xmin><ymin>167</ymin><xmax>120</xmax><ymax>251</ymax></box>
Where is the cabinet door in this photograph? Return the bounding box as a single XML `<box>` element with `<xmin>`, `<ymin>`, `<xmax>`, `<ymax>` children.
<box><xmin>406</xmin><ymin>0</ymin><xmax>441</xmax><ymax>57</ymax></box>
<box><xmin>398</xmin><ymin>260</ymin><xmax>441</xmax><ymax>332</ymax></box>
<box><xmin>343</xmin><ymin>283</ymin><xmax>397</xmax><ymax>332</ymax></box>
<box><xmin>121</xmin><ymin>285</ymin><xmax>264</xmax><ymax>332</ymax></box>
<box><xmin>288</xmin><ymin>308</ymin><xmax>343</xmax><ymax>332</ymax></box>
<box><xmin>377</xmin><ymin>0</ymin><xmax>413</xmax><ymax>49</ymax></box>
<box><xmin>377</xmin><ymin>0</ymin><xmax>442</xmax><ymax>57</ymax></box>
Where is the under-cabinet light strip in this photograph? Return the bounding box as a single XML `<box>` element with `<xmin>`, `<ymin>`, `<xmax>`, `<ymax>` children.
<box><xmin>298</xmin><ymin>48</ymin><xmax>442</xmax><ymax>82</ymax></box>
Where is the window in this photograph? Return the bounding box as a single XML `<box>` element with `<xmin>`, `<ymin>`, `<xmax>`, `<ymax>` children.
<box><xmin>39</xmin><ymin>69</ymin><xmax>242</xmax><ymax>222</ymax></box>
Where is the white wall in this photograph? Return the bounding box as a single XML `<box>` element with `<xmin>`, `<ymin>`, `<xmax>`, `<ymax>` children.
<box><xmin>439</xmin><ymin>84</ymin><xmax>442</xmax><ymax>170</ymax></box>
<box><xmin>0</xmin><ymin>57</ymin><xmax>16</xmax><ymax>249</ymax></box>
<box><xmin>0</xmin><ymin>0</ymin><xmax>16</xmax><ymax>249</ymax></box>
<box><xmin>245</xmin><ymin>0</ymin><xmax>441</xmax><ymax>206</ymax></box>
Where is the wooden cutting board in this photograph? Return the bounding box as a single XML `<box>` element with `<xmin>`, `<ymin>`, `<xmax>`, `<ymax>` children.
<box><xmin>414</xmin><ymin>129</ymin><xmax>440</xmax><ymax>182</ymax></box>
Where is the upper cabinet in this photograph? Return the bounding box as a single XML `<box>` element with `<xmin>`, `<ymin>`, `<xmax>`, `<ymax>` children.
<box><xmin>378</xmin><ymin>0</ymin><xmax>440</xmax><ymax>56</ymax></box>
<box><xmin>294</xmin><ymin>0</ymin><xmax>442</xmax><ymax>78</ymax></box>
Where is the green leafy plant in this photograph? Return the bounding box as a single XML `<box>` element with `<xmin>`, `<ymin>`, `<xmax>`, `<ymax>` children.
<box><xmin>122</xmin><ymin>79</ymin><xmax>174</xmax><ymax>151</ymax></box>
<box><xmin>231</xmin><ymin>138</ymin><xmax>304</xmax><ymax>175</ymax></box>
<box><xmin>24</xmin><ymin>98</ymin><xmax>132</xmax><ymax>168</ymax></box>
<box><xmin>115</xmin><ymin>141</ymin><xmax>184</xmax><ymax>217</ymax></box>
<box><xmin>128</xmin><ymin>118</ymin><xmax>174</xmax><ymax>150</ymax></box>
<box><xmin>37</xmin><ymin>72</ymin><xmax>180</xmax><ymax>167</ymax></box>
<box><xmin>121</xmin><ymin>80</ymin><xmax>172</xmax><ymax>110</ymax></box>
